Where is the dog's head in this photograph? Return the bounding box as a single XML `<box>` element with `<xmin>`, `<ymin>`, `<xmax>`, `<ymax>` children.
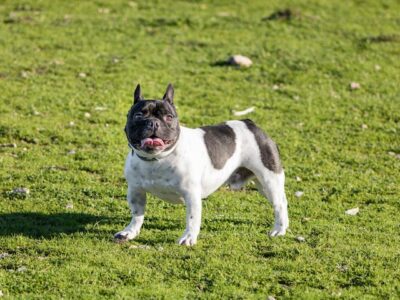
<box><xmin>125</xmin><ymin>84</ymin><xmax>180</xmax><ymax>156</ymax></box>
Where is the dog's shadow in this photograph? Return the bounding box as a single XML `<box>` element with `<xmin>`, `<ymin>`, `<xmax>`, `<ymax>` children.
<box><xmin>0</xmin><ymin>212</ymin><xmax>112</xmax><ymax>239</ymax></box>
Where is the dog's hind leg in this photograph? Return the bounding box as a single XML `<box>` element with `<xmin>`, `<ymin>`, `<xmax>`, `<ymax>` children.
<box><xmin>254</xmin><ymin>169</ymin><xmax>289</xmax><ymax>236</ymax></box>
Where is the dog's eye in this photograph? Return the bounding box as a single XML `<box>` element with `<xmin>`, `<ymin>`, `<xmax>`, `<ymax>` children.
<box><xmin>134</xmin><ymin>112</ymin><xmax>143</xmax><ymax>118</ymax></box>
<box><xmin>164</xmin><ymin>114</ymin><xmax>174</xmax><ymax>122</ymax></box>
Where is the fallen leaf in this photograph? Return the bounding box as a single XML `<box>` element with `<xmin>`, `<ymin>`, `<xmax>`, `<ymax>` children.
<box><xmin>233</xmin><ymin>107</ymin><xmax>255</xmax><ymax>116</ymax></box>
<box><xmin>94</xmin><ymin>106</ymin><xmax>107</xmax><ymax>111</ymax></box>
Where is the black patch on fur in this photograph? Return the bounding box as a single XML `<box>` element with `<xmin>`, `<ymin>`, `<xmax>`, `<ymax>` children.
<box><xmin>242</xmin><ymin>119</ymin><xmax>282</xmax><ymax>173</ymax></box>
<box><xmin>201</xmin><ymin>123</ymin><xmax>236</xmax><ymax>169</ymax></box>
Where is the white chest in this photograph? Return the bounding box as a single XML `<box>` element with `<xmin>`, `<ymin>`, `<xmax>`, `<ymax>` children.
<box><xmin>127</xmin><ymin>157</ymin><xmax>186</xmax><ymax>204</ymax></box>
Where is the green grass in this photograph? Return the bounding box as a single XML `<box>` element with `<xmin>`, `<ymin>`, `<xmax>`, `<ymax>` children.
<box><xmin>1</xmin><ymin>0</ymin><xmax>400</xmax><ymax>298</ymax></box>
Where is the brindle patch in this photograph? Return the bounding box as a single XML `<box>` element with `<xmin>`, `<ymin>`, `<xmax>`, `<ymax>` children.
<box><xmin>242</xmin><ymin>119</ymin><xmax>282</xmax><ymax>173</ymax></box>
<box><xmin>201</xmin><ymin>123</ymin><xmax>236</xmax><ymax>169</ymax></box>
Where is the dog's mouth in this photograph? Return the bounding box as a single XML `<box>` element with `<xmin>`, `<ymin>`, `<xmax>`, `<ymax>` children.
<box><xmin>139</xmin><ymin>136</ymin><xmax>174</xmax><ymax>151</ymax></box>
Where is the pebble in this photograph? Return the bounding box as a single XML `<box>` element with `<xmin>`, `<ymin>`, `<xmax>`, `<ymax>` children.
<box><xmin>0</xmin><ymin>143</ymin><xmax>17</xmax><ymax>148</ymax></box>
<box><xmin>11</xmin><ymin>187</ymin><xmax>30</xmax><ymax>196</ymax></box>
<box><xmin>350</xmin><ymin>82</ymin><xmax>360</xmax><ymax>90</ymax></box>
<box><xmin>345</xmin><ymin>207</ymin><xmax>359</xmax><ymax>216</ymax></box>
<box><xmin>129</xmin><ymin>245</ymin><xmax>151</xmax><ymax>250</ymax></box>
<box><xmin>21</xmin><ymin>71</ymin><xmax>30</xmax><ymax>78</ymax></box>
<box><xmin>98</xmin><ymin>8</ymin><xmax>110</xmax><ymax>14</ymax></box>
<box><xmin>295</xmin><ymin>191</ymin><xmax>304</xmax><ymax>198</ymax></box>
<box><xmin>227</xmin><ymin>55</ymin><xmax>252</xmax><ymax>67</ymax></box>
<box><xmin>17</xmin><ymin>266</ymin><xmax>27</xmax><ymax>272</ymax></box>
<box><xmin>296</xmin><ymin>236</ymin><xmax>306</xmax><ymax>242</ymax></box>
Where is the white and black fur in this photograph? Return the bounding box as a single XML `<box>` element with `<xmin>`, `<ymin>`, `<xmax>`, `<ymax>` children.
<box><xmin>114</xmin><ymin>84</ymin><xmax>289</xmax><ymax>246</ymax></box>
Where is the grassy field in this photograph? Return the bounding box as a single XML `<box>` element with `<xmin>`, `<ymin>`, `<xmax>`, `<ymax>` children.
<box><xmin>1</xmin><ymin>0</ymin><xmax>400</xmax><ymax>298</ymax></box>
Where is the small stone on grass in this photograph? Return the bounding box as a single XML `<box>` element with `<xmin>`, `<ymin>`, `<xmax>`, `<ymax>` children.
<box><xmin>345</xmin><ymin>207</ymin><xmax>359</xmax><ymax>216</ymax></box>
<box><xmin>227</xmin><ymin>55</ymin><xmax>252</xmax><ymax>67</ymax></box>
<box><xmin>296</xmin><ymin>236</ymin><xmax>306</xmax><ymax>242</ymax></box>
<box><xmin>11</xmin><ymin>187</ymin><xmax>30</xmax><ymax>197</ymax></box>
<box><xmin>0</xmin><ymin>143</ymin><xmax>17</xmax><ymax>148</ymax></box>
<box><xmin>17</xmin><ymin>266</ymin><xmax>27</xmax><ymax>272</ymax></box>
<box><xmin>129</xmin><ymin>245</ymin><xmax>151</xmax><ymax>250</ymax></box>
<box><xmin>295</xmin><ymin>191</ymin><xmax>304</xmax><ymax>198</ymax></box>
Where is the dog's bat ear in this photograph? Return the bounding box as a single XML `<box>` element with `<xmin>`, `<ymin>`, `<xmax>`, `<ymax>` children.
<box><xmin>133</xmin><ymin>84</ymin><xmax>143</xmax><ymax>105</ymax></box>
<box><xmin>162</xmin><ymin>83</ymin><xmax>174</xmax><ymax>105</ymax></box>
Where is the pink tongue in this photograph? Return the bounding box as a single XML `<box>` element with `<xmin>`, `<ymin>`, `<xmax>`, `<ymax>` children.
<box><xmin>141</xmin><ymin>138</ymin><xmax>165</xmax><ymax>148</ymax></box>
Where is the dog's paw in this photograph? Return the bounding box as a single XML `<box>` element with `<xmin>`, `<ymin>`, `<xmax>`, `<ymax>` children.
<box><xmin>178</xmin><ymin>232</ymin><xmax>198</xmax><ymax>246</ymax></box>
<box><xmin>269</xmin><ymin>224</ymin><xmax>287</xmax><ymax>237</ymax></box>
<box><xmin>114</xmin><ymin>229</ymin><xmax>139</xmax><ymax>243</ymax></box>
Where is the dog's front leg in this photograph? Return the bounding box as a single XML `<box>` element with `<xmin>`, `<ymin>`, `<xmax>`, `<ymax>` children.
<box><xmin>178</xmin><ymin>190</ymin><xmax>202</xmax><ymax>246</ymax></box>
<box><xmin>114</xmin><ymin>186</ymin><xmax>146</xmax><ymax>242</ymax></box>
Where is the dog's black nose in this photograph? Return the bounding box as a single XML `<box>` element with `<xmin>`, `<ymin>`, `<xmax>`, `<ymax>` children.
<box><xmin>147</xmin><ymin>119</ymin><xmax>160</xmax><ymax>130</ymax></box>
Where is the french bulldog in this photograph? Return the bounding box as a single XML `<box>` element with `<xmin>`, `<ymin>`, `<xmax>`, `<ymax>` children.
<box><xmin>114</xmin><ymin>84</ymin><xmax>289</xmax><ymax>246</ymax></box>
